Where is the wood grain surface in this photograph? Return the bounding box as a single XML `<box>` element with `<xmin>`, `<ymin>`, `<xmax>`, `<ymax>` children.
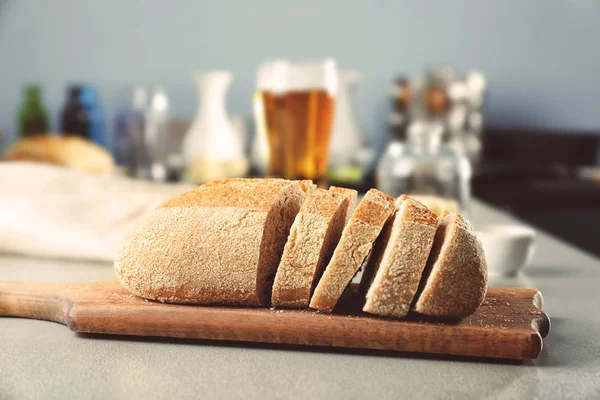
<box><xmin>0</xmin><ymin>280</ymin><xmax>550</xmax><ymax>360</ymax></box>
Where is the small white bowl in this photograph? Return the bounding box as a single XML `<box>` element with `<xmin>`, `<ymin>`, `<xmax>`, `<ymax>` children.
<box><xmin>475</xmin><ymin>225</ymin><xmax>536</xmax><ymax>277</ymax></box>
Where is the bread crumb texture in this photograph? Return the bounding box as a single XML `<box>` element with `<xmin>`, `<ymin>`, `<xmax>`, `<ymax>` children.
<box><xmin>363</xmin><ymin>195</ymin><xmax>438</xmax><ymax>318</ymax></box>
<box><xmin>272</xmin><ymin>189</ymin><xmax>347</xmax><ymax>308</ymax></box>
<box><xmin>364</xmin><ymin>222</ymin><xmax>436</xmax><ymax>318</ymax></box>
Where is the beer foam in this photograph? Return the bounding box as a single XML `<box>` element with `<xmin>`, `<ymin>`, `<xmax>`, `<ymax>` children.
<box><xmin>256</xmin><ymin>59</ymin><xmax>338</xmax><ymax>96</ymax></box>
<box><xmin>256</xmin><ymin>60</ymin><xmax>287</xmax><ymax>94</ymax></box>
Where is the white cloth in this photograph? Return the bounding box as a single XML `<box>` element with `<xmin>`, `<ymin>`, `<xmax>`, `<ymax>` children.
<box><xmin>0</xmin><ymin>162</ymin><xmax>193</xmax><ymax>261</ymax></box>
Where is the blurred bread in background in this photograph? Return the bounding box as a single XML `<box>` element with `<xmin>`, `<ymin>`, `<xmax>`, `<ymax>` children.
<box><xmin>3</xmin><ymin>135</ymin><xmax>114</xmax><ymax>174</ymax></box>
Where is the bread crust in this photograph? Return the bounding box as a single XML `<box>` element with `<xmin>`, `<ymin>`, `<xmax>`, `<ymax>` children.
<box><xmin>162</xmin><ymin>178</ymin><xmax>296</xmax><ymax>211</ymax></box>
<box><xmin>329</xmin><ymin>186</ymin><xmax>358</xmax><ymax>225</ymax></box>
<box><xmin>412</xmin><ymin>212</ymin><xmax>488</xmax><ymax>319</ymax></box>
<box><xmin>362</xmin><ymin>195</ymin><xmax>438</xmax><ymax>318</ymax></box>
<box><xmin>309</xmin><ymin>189</ymin><xmax>396</xmax><ymax>313</ymax></box>
<box><xmin>297</xmin><ymin>180</ymin><xmax>317</xmax><ymax>195</ymax></box>
<box><xmin>115</xmin><ymin>179</ymin><xmax>304</xmax><ymax>306</ymax></box>
<box><xmin>271</xmin><ymin>189</ymin><xmax>349</xmax><ymax>308</ymax></box>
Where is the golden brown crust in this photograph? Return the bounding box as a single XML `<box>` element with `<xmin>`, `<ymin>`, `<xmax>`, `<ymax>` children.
<box><xmin>412</xmin><ymin>213</ymin><xmax>488</xmax><ymax>319</ymax></box>
<box><xmin>351</xmin><ymin>189</ymin><xmax>396</xmax><ymax>227</ymax></box>
<box><xmin>309</xmin><ymin>189</ymin><xmax>396</xmax><ymax>313</ymax></box>
<box><xmin>161</xmin><ymin>178</ymin><xmax>295</xmax><ymax>211</ymax></box>
<box><xmin>368</xmin><ymin>189</ymin><xmax>396</xmax><ymax>206</ymax></box>
<box><xmin>362</xmin><ymin>196</ymin><xmax>438</xmax><ymax>318</ymax></box>
<box><xmin>397</xmin><ymin>195</ymin><xmax>439</xmax><ymax>228</ymax></box>
<box><xmin>297</xmin><ymin>180</ymin><xmax>317</xmax><ymax>194</ymax></box>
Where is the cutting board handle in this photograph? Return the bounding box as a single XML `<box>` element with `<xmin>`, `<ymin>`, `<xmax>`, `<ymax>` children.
<box><xmin>0</xmin><ymin>281</ymin><xmax>71</xmax><ymax>326</ymax></box>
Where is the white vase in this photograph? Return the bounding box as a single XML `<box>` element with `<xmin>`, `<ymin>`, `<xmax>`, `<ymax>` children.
<box><xmin>183</xmin><ymin>71</ymin><xmax>248</xmax><ymax>184</ymax></box>
<box><xmin>329</xmin><ymin>70</ymin><xmax>365</xmax><ymax>168</ymax></box>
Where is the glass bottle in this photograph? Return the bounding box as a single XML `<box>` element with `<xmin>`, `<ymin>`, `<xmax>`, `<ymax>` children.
<box><xmin>18</xmin><ymin>85</ymin><xmax>49</xmax><ymax>137</ymax></box>
<box><xmin>376</xmin><ymin>121</ymin><xmax>471</xmax><ymax>216</ymax></box>
<box><xmin>80</xmin><ymin>85</ymin><xmax>106</xmax><ymax>147</ymax></box>
<box><xmin>60</xmin><ymin>85</ymin><xmax>90</xmax><ymax>138</ymax></box>
<box><xmin>113</xmin><ymin>87</ymin><xmax>148</xmax><ymax>175</ymax></box>
<box><xmin>145</xmin><ymin>87</ymin><xmax>171</xmax><ymax>181</ymax></box>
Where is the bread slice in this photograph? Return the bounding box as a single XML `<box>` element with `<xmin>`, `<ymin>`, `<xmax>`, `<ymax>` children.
<box><xmin>329</xmin><ymin>186</ymin><xmax>358</xmax><ymax>225</ymax></box>
<box><xmin>115</xmin><ymin>178</ymin><xmax>305</xmax><ymax>306</ymax></box>
<box><xmin>361</xmin><ymin>195</ymin><xmax>438</xmax><ymax>318</ymax></box>
<box><xmin>271</xmin><ymin>189</ymin><xmax>350</xmax><ymax>308</ymax></box>
<box><xmin>412</xmin><ymin>211</ymin><xmax>488</xmax><ymax>319</ymax></box>
<box><xmin>310</xmin><ymin>189</ymin><xmax>396</xmax><ymax>313</ymax></box>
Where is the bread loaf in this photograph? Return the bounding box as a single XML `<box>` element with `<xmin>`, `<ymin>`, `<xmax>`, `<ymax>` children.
<box><xmin>115</xmin><ymin>177</ymin><xmax>487</xmax><ymax>319</ymax></box>
<box><xmin>115</xmin><ymin>178</ymin><xmax>305</xmax><ymax>306</ymax></box>
<box><xmin>4</xmin><ymin>135</ymin><xmax>114</xmax><ymax>174</ymax></box>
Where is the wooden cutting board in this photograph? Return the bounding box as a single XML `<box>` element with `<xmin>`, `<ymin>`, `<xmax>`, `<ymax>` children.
<box><xmin>0</xmin><ymin>280</ymin><xmax>549</xmax><ymax>360</ymax></box>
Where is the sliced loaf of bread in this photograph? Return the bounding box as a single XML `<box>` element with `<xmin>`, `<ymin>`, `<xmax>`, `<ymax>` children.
<box><xmin>412</xmin><ymin>211</ymin><xmax>488</xmax><ymax>319</ymax></box>
<box><xmin>115</xmin><ymin>178</ymin><xmax>305</xmax><ymax>306</ymax></box>
<box><xmin>361</xmin><ymin>195</ymin><xmax>438</xmax><ymax>318</ymax></box>
<box><xmin>310</xmin><ymin>189</ymin><xmax>396</xmax><ymax>313</ymax></box>
<box><xmin>271</xmin><ymin>189</ymin><xmax>350</xmax><ymax>308</ymax></box>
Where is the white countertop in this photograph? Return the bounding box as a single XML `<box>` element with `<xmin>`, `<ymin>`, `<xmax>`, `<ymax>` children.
<box><xmin>1</xmin><ymin>200</ymin><xmax>600</xmax><ymax>399</ymax></box>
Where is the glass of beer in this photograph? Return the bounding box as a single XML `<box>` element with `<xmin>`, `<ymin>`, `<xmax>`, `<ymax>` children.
<box><xmin>254</xmin><ymin>60</ymin><xmax>288</xmax><ymax>176</ymax></box>
<box><xmin>255</xmin><ymin>59</ymin><xmax>338</xmax><ymax>184</ymax></box>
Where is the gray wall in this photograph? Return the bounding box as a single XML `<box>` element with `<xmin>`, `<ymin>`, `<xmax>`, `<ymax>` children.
<box><xmin>1</xmin><ymin>0</ymin><xmax>599</xmax><ymax>151</ymax></box>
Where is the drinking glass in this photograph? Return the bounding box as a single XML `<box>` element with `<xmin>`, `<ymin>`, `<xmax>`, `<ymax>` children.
<box><xmin>254</xmin><ymin>60</ymin><xmax>287</xmax><ymax>176</ymax></box>
<box><xmin>255</xmin><ymin>59</ymin><xmax>338</xmax><ymax>184</ymax></box>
